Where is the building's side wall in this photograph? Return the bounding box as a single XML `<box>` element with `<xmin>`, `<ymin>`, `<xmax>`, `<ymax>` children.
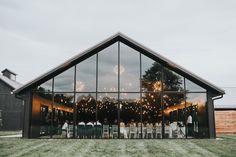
<box><xmin>21</xmin><ymin>91</ymin><xmax>32</xmax><ymax>138</ymax></box>
<box><xmin>207</xmin><ymin>92</ymin><xmax>216</xmax><ymax>138</ymax></box>
<box><xmin>0</xmin><ymin>81</ymin><xmax>23</xmax><ymax>131</ymax></box>
<box><xmin>215</xmin><ymin>110</ymin><xmax>236</xmax><ymax>134</ymax></box>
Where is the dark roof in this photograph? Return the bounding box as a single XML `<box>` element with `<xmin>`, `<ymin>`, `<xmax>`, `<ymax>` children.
<box><xmin>14</xmin><ymin>32</ymin><xmax>225</xmax><ymax>95</ymax></box>
<box><xmin>0</xmin><ymin>75</ymin><xmax>22</xmax><ymax>89</ymax></box>
<box><xmin>1</xmin><ymin>68</ymin><xmax>17</xmax><ymax>75</ymax></box>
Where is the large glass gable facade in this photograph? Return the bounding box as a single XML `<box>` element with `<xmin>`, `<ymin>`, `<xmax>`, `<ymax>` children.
<box><xmin>32</xmin><ymin>41</ymin><xmax>208</xmax><ymax>139</ymax></box>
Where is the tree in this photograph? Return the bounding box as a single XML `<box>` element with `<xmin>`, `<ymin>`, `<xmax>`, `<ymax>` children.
<box><xmin>141</xmin><ymin>62</ymin><xmax>184</xmax><ymax>123</ymax></box>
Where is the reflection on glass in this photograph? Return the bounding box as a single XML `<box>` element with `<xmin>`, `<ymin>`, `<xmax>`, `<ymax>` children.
<box><xmin>98</xmin><ymin>43</ymin><xmax>118</xmax><ymax>92</ymax></box>
<box><xmin>53</xmin><ymin>93</ymin><xmax>74</xmax><ymax>139</ymax></box>
<box><xmin>186</xmin><ymin>93</ymin><xmax>208</xmax><ymax>138</ymax></box>
<box><xmin>97</xmin><ymin>93</ymin><xmax>118</xmax><ymax>138</ymax></box>
<box><xmin>35</xmin><ymin>79</ymin><xmax>52</xmax><ymax>92</ymax></box>
<box><xmin>141</xmin><ymin>54</ymin><xmax>162</xmax><ymax>92</ymax></box>
<box><xmin>120</xmin><ymin>93</ymin><xmax>141</xmax><ymax>139</ymax></box>
<box><xmin>32</xmin><ymin>93</ymin><xmax>53</xmax><ymax>138</ymax></box>
<box><xmin>163</xmin><ymin>68</ymin><xmax>184</xmax><ymax>91</ymax></box>
<box><xmin>54</xmin><ymin>67</ymin><xmax>75</xmax><ymax>92</ymax></box>
<box><xmin>54</xmin><ymin>93</ymin><xmax>74</xmax><ymax>108</ymax></box>
<box><xmin>142</xmin><ymin>93</ymin><xmax>162</xmax><ymax>139</ymax></box>
<box><xmin>163</xmin><ymin>93</ymin><xmax>185</xmax><ymax>138</ymax></box>
<box><xmin>186</xmin><ymin>79</ymin><xmax>206</xmax><ymax>92</ymax></box>
<box><xmin>76</xmin><ymin>93</ymin><xmax>96</xmax><ymax>139</ymax></box>
<box><xmin>76</xmin><ymin>55</ymin><xmax>96</xmax><ymax>92</ymax></box>
<box><xmin>120</xmin><ymin>43</ymin><xmax>140</xmax><ymax>92</ymax></box>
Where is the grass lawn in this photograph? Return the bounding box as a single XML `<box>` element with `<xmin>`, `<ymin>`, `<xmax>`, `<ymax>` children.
<box><xmin>0</xmin><ymin>135</ymin><xmax>235</xmax><ymax>157</ymax></box>
<box><xmin>0</xmin><ymin>131</ymin><xmax>22</xmax><ymax>136</ymax></box>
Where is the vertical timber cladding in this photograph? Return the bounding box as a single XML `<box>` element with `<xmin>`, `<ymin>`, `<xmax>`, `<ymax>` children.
<box><xmin>215</xmin><ymin>110</ymin><xmax>236</xmax><ymax>134</ymax></box>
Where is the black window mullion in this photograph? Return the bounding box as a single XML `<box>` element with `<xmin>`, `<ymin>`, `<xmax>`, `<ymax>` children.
<box><xmin>51</xmin><ymin>77</ymin><xmax>54</xmax><ymax>138</ymax></box>
<box><xmin>118</xmin><ymin>41</ymin><xmax>120</xmax><ymax>139</ymax></box>
<box><xmin>140</xmin><ymin>52</ymin><xmax>143</xmax><ymax>138</ymax></box>
<box><xmin>73</xmin><ymin>66</ymin><xmax>76</xmax><ymax>138</ymax></box>
<box><xmin>95</xmin><ymin>53</ymin><xmax>98</xmax><ymax>138</ymax></box>
<box><xmin>184</xmin><ymin>77</ymin><xmax>187</xmax><ymax>139</ymax></box>
<box><xmin>161</xmin><ymin>65</ymin><xmax>164</xmax><ymax>139</ymax></box>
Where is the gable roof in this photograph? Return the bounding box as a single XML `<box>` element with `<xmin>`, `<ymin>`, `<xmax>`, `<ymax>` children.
<box><xmin>14</xmin><ymin>32</ymin><xmax>225</xmax><ymax>96</ymax></box>
<box><xmin>0</xmin><ymin>74</ymin><xmax>22</xmax><ymax>89</ymax></box>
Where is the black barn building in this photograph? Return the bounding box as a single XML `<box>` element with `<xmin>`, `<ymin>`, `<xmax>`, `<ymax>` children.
<box><xmin>15</xmin><ymin>33</ymin><xmax>224</xmax><ymax>139</ymax></box>
<box><xmin>0</xmin><ymin>69</ymin><xmax>23</xmax><ymax>130</ymax></box>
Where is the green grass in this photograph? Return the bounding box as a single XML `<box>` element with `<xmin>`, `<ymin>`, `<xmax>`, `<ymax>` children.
<box><xmin>0</xmin><ymin>131</ymin><xmax>21</xmax><ymax>136</ymax></box>
<box><xmin>0</xmin><ymin>135</ymin><xmax>235</xmax><ymax>157</ymax></box>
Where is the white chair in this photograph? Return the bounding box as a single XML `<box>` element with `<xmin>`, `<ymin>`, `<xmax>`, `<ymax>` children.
<box><xmin>137</xmin><ymin>123</ymin><xmax>144</xmax><ymax>139</ymax></box>
<box><xmin>120</xmin><ymin>122</ymin><xmax>127</xmax><ymax>138</ymax></box>
<box><xmin>102</xmin><ymin>124</ymin><xmax>109</xmax><ymax>138</ymax></box>
<box><xmin>146</xmin><ymin>123</ymin><xmax>153</xmax><ymax>139</ymax></box>
<box><xmin>154</xmin><ymin>123</ymin><xmax>162</xmax><ymax>139</ymax></box>
<box><xmin>111</xmin><ymin>125</ymin><xmax>118</xmax><ymax>139</ymax></box>
<box><xmin>170</xmin><ymin>122</ymin><xmax>178</xmax><ymax>138</ymax></box>
<box><xmin>164</xmin><ymin>125</ymin><xmax>170</xmax><ymax>138</ymax></box>
<box><xmin>129</xmin><ymin>125</ymin><xmax>137</xmax><ymax>139</ymax></box>
<box><xmin>68</xmin><ymin>124</ymin><xmax>74</xmax><ymax>138</ymax></box>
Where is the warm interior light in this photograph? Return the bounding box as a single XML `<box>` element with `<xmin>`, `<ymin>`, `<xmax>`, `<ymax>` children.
<box><xmin>153</xmin><ymin>81</ymin><xmax>162</xmax><ymax>92</ymax></box>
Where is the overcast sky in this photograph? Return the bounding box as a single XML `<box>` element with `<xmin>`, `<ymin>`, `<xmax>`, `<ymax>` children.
<box><xmin>0</xmin><ymin>0</ymin><xmax>235</xmax><ymax>104</ymax></box>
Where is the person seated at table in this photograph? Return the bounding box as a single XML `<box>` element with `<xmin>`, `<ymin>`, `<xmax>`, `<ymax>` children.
<box><xmin>103</xmin><ymin>118</ymin><xmax>109</xmax><ymax>125</ymax></box>
<box><xmin>129</xmin><ymin>119</ymin><xmax>136</xmax><ymax>127</ymax></box>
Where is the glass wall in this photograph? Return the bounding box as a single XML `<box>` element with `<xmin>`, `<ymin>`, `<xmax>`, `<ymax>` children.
<box><xmin>76</xmin><ymin>55</ymin><xmax>96</xmax><ymax>92</ymax></box>
<box><xmin>142</xmin><ymin>93</ymin><xmax>162</xmax><ymax>138</ymax></box>
<box><xmin>53</xmin><ymin>93</ymin><xmax>74</xmax><ymax>138</ymax></box>
<box><xmin>120</xmin><ymin>93</ymin><xmax>141</xmax><ymax>139</ymax></box>
<box><xmin>163</xmin><ymin>93</ymin><xmax>185</xmax><ymax>138</ymax></box>
<box><xmin>31</xmin><ymin>41</ymin><xmax>209</xmax><ymax>139</ymax></box>
<box><xmin>97</xmin><ymin>93</ymin><xmax>118</xmax><ymax>139</ymax></box>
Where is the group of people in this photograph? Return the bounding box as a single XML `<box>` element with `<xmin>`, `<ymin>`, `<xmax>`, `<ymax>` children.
<box><xmin>60</xmin><ymin>115</ymin><xmax>193</xmax><ymax>139</ymax></box>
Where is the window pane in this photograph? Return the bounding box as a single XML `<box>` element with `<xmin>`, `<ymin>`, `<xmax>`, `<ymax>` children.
<box><xmin>163</xmin><ymin>93</ymin><xmax>185</xmax><ymax>139</ymax></box>
<box><xmin>97</xmin><ymin>93</ymin><xmax>118</xmax><ymax>139</ymax></box>
<box><xmin>142</xmin><ymin>93</ymin><xmax>162</xmax><ymax>139</ymax></box>
<box><xmin>31</xmin><ymin>93</ymin><xmax>53</xmax><ymax>138</ymax></box>
<box><xmin>163</xmin><ymin>68</ymin><xmax>184</xmax><ymax>91</ymax></box>
<box><xmin>35</xmin><ymin>79</ymin><xmax>52</xmax><ymax>92</ymax></box>
<box><xmin>98</xmin><ymin>43</ymin><xmax>118</xmax><ymax>92</ymax></box>
<box><xmin>76</xmin><ymin>55</ymin><xmax>96</xmax><ymax>92</ymax></box>
<box><xmin>76</xmin><ymin>93</ymin><xmax>96</xmax><ymax>139</ymax></box>
<box><xmin>186</xmin><ymin>93</ymin><xmax>208</xmax><ymax>138</ymax></box>
<box><xmin>54</xmin><ymin>67</ymin><xmax>75</xmax><ymax>92</ymax></box>
<box><xmin>53</xmin><ymin>93</ymin><xmax>74</xmax><ymax>138</ymax></box>
<box><xmin>186</xmin><ymin>79</ymin><xmax>206</xmax><ymax>92</ymax></box>
<box><xmin>141</xmin><ymin>54</ymin><xmax>162</xmax><ymax>92</ymax></box>
<box><xmin>120</xmin><ymin>43</ymin><xmax>140</xmax><ymax>92</ymax></box>
<box><xmin>120</xmin><ymin>93</ymin><xmax>141</xmax><ymax>139</ymax></box>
